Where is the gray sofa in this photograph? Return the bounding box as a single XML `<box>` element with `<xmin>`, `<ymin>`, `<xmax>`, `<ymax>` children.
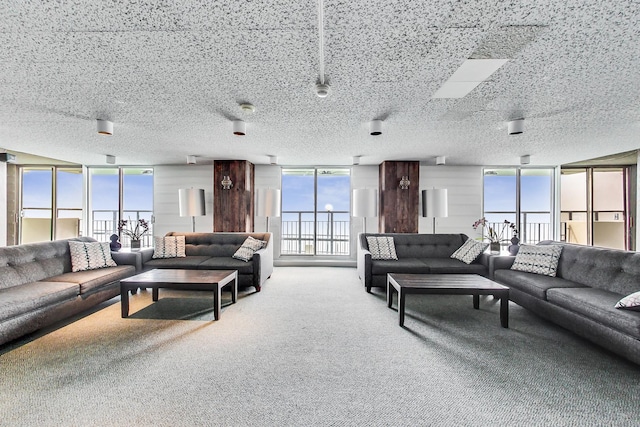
<box><xmin>491</xmin><ymin>241</ymin><xmax>640</xmax><ymax>365</ymax></box>
<box><xmin>0</xmin><ymin>237</ymin><xmax>138</xmax><ymax>346</ymax></box>
<box><xmin>141</xmin><ymin>232</ymin><xmax>274</xmax><ymax>292</ymax></box>
<box><xmin>357</xmin><ymin>233</ymin><xmax>490</xmax><ymax>292</ymax></box>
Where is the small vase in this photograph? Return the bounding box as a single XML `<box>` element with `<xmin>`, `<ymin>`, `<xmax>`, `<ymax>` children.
<box><xmin>130</xmin><ymin>240</ymin><xmax>141</xmax><ymax>250</ymax></box>
<box><xmin>508</xmin><ymin>236</ymin><xmax>520</xmax><ymax>256</ymax></box>
<box><xmin>490</xmin><ymin>242</ymin><xmax>500</xmax><ymax>254</ymax></box>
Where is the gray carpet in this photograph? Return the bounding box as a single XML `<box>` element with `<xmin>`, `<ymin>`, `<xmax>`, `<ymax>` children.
<box><xmin>1</xmin><ymin>267</ymin><xmax>639</xmax><ymax>426</ymax></box>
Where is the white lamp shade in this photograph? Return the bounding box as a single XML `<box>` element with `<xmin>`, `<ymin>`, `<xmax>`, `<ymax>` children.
<box><xmin>257</xmin><ymin>188</ymin><xmax>281</xmax><ymax>217</ymax></box>
<box><xmin>178</xmin><ymin>188</ymin><xmax>206</xmax><ymax>217</ymax></box>
<box><xmin>353</xmin><ymin>189</ymin><xmax>378</xmax><ymax>218</ymax></box>
<box><xmin>422</xmin><ymin>189</ymin><xmax>448</xmax><ymax>218</ymax></box>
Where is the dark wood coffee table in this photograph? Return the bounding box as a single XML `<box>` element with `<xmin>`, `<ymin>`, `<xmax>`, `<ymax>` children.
<box><xmin>120</xmin><ymin>269</ymin><xmax>238</xmax><ymax>321</ymax></box>
<box><xmin>387</xmin><ymin>274</ymin><xmax>510</xmax><ymax>328</ymax></box>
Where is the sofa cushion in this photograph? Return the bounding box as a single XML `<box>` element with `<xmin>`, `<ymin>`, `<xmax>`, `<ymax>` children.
<box><xmin>421</xmin><ymin>258</ymin><xmax>487</xmax><ymax>275</ymax></box>
<box><xmin>0</xmin><ymin>281</ymin><xmax>79</xmax><ymax>321</ymax></box>
<box><xmin>47</xmin><ymin>265</ymin><xmax>135</xmax><ymax>294</ymax></box>
<box><xmin>198</xmin><ymin>257</ymin><xmax>254</xmax><ymax>274</ymax></box>
<box><xmin>69</xmin><ymin>241</ymin><xmax>117</xmax><ymax>272</ymax></box>
<box><xmin>144</xmin><ymin>256</ymin><xmax>211</xmax><ymax>269</ymax></box>
<box><xmin>366</xmin><ymin>236</ymin><xmax>398</xmax><ymax>260</ymax></box>
<box><xmin>494</xmin><ymin>269</ymin><xmax>586</xmax><ymax>300</ymax></box>
<box><xmin>232</xmin><ymin>236</ymin><xmax>266</xmax><ymax>262</ymax></box>
<box><xmin>450</xmin><ymin>239</ymin><xmax>488</xmax><ymax>264</ymax></box>
<box><xmin>152</xmin><ymin>236</ymin><xmax>186</xmax><ymax>259</ymax></box>
<box><xmin>615</xmin><ymin>291</ymin><xmax>640</xmax><ymax>311</ymax></box>
<box><xmin>371</xmin><ymin>258</ymin><xmax>430</xmax><ymax>275</ymax></box>
<box><xmin>547</xmin><ymin>287</ymin><xmax>640</xmax><ymax>337</ymax></box>
<box><xmin>166</xmin><ymin>232</ymin><xmax>270</xmax><ymax>258</ymax></box>
<box><xmin>511</xmin><ymin>244</ymin><xmax>563</xmax><ymax>277</ymax></box>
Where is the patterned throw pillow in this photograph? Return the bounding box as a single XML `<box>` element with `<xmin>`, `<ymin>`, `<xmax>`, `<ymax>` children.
<box><xmin>451</xmin><ymin>239</ymin><xmax>489</xmax><ymax>264</ymax></box>
<box><xmin>615</xmin><ymin>291</ymin><xmax>640</xmax><ymax>311</ymax></box>
<box><xmin>511</xmin><ymin>244</ymin><xmax>563</xmax><ymax>277</ymax></box>
<box><xmin>366</xmin><ymin>236</ymin><xmax>398</xmax><ymax>260</ymax></box>
<box><xmin>233</xmin><ymin>236</ymin><xmax>267</xmax><ymax>262</ymax></box>
<box><xmin>152</xmin><ymin>236</ymin><xmax>186</xmax><ymax>259</ymax></box>
<box><xmin>69</xmin><ymin>241</ymin><xmax>117</xmax><ymax>272</ymax></box>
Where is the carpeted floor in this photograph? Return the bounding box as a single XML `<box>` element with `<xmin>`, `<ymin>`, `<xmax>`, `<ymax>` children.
<box><xmin>1</xmin><ymin>267</ymin><xmax>639</xmax><ymax>426</ymax></box>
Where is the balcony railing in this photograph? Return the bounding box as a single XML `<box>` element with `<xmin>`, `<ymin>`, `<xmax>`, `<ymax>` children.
<box><xmin>484</xmin><ymin>211</ymin><xmax>552</xmax><ymax>245</ymax></box>
<box><xmin>91</xmin><ymin>210</ymin><xmax>154</xmax><ymax>248</ymax></box>
<box><xmin>281</xmin><ymin>210</ymin><xmax>350</xmax><ymax>255</ymax></box>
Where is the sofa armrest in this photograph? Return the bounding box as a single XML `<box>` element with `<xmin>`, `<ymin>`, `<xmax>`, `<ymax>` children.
<box><xmin>252</xmin><ymin>233</ymin><xmax>274</xmax><ymax>290</ymax></box>
<box><xmin>356</xmin><ymin>233</ymin><xmax>372</xmax><ymax>289</ymax></box>
<box><xmin>488</xmin><ymin>255</ymin><xmax>516</xmax><ymax>280</ymax></box>
<box><xmin>111</xmin><ymin>251</ymin><xmax>142</xmax><ymax>272</ymax></box>
<box><xmin>140</xmin><ymin>248</ymin><xmax>155</xmax><ymax>265</ymax></box>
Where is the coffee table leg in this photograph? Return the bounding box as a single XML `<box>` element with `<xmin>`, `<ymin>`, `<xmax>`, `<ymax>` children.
<box><xmin>500</xmin><ymin>294</ymin><xmax>509</xmax><ymax>328</ymax></box>
<box><xmin>152</xmin><ymin>287</ymin><xmax>159</xmax><ymax>301</ymax></box>
<box><xmin>387</xmin><ymin>280</ymin><xmax>393</xmax><ymax>308</ymax></box>
<box><xmin>473</xmin><ymin>294</ymin><xmax>480</xmax><ymax>309</ymax></box>
<box><xmin>213</xmin><ymin>284</ymin><xmax>221</xmax><ymax>321</ymax></box>
<box><xmin>231</xmin><ymin>277</ymin><xmax>237</xmax><ymax>304</ymax></box>
<box><xmin>121</xmin><ymin>286</ymin><xmax>129</xmax><ymax>318</ymax></box>
<box><xmin>398</xmin><ymin>288</ymin><xmax>405</xmax><ymax>327</ymax></box>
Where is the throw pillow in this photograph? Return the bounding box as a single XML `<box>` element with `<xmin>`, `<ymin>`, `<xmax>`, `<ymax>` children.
<box><xmin>511</xmin><ymin>244</ymin><xmax>563</xmax><ymax>277</ymax></box>
<box><xmin>69</xmin><ymin>241</ymin><xmax>117</xmax><ymax>272</ymax></box>
<box><xmin>451</xmin><ymin>239</ymin><xmax>489</xmax><ymax>264</ymax></box>
<box><xmin>152</xmin><ymin>236</ymin><xmax>186</xmax><ymax>259</ymax></box>
<box><xmin>614</xmin><ymin>291</ymin><xmax>640</xmax><ymax>311</ymax></box>
<box><xmin>366</xmin><ymin>236</ymin><xmax>398</xmax><ymax>260</ymax></box>
<box><xmin>233</xmin><ymin>236</ymin><xmax>267</xmax><ymax>262</ymax></box>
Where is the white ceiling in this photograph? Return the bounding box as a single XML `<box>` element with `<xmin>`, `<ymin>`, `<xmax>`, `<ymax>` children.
<box><xmin>0</xmin><ymin>0</ymin><xmax>639</xmax><ymax>167</ymax></box>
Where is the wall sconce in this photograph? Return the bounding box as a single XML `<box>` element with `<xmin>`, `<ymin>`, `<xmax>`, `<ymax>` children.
<box><xmin>221</xmin><ymin>175</ymin><xmax>233</xmax><ymax>190</ymax></box>
<box><xmin>399</xmin><ymin>176</ymin><xmax>410</xmax><ymax>190</ymax></box>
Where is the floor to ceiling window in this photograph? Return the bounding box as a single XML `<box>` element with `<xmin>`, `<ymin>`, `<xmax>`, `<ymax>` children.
<box><xmin>20</xmin><ymin>166</ymin><xmax>83</xmax><ymax>244</ymax></box>
<box><xmin>483</xmin><ymin>168</ymin><xmax>555</xmax><ymax>244</ymax></box>
<box><xmin>560</xmin><ymin>167</ymin><xmax>629</xmax><ymax>250</ymax></box>
<box><xmin>88</xmin><ymin>167</ymin><xmax>153</xmax><ymax>247</ymax></box>
<box><xmin>280</xmin><ymin>168</ymin><xmax>350</xmax><ymax>256</ymax></box>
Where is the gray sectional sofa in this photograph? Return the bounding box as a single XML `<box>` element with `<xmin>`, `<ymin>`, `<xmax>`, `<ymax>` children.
<box><xmin>491</xmin><ymin>241</ymin><xmax>640</xmax><ymax>365</ymax></box>
<box><xmin>357</xmin><ymin>233</ymin><xmax>490</xmax><ymax>292</ymax></box>
<box><xmin>141</xmin><ymin>232</ymin><xmax>274</xmax><ymax>292</ymax></box>
<box><xmin>0</xmin><ymin>237</ymin><xmax>139</xmax><ymax>346</ymax></box>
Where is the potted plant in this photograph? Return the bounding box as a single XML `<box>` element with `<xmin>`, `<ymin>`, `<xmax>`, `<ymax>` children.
<box><xmin>117</xmin><ymin>218</ymin><xmax>150</xmax><ymax>250</ymax></box>
<box><xmin>472</xmin><ymin>217</ymin><xmax>517</xmax><ymax>254</ymax></box>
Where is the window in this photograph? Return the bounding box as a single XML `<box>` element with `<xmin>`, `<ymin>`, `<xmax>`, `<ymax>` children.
<box><xmin>88</xmin><ymin>167</ymin><xmax>153</xmax><ymax>247</ymax></box>
<box><xmin>281</xmin><ymin>168</ymin><xmax>350</xmax><ymax>255</ymax></box>
<box><xmin>20</xmin><ymin>166</ymin><xmax>83</xmax><ymax>244</ymax></box>
<box><xmin>483</xmin><ymin>168</ymin><xmax>555</xmax><ymax>244</ymax></box>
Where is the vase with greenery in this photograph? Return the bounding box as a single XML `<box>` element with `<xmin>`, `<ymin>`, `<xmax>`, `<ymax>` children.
<box><xmin>117</xmin><ymin>218</ymin><xmax>150</xmax><ymax>249</ymax></box>
<box><xmin>472</xmin><ymin>217</ymin><xmax>517</xmax><ymax>254</ymax></box>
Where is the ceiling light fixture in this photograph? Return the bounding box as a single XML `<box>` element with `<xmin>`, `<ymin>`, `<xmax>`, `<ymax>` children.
<box><xmin>370</xmin><ymin>120</ymin><xmax>383</xmax><ymax>136</ymax></box>
<box><xmin>315</xmin><ymin>0</ymin><xmax>330</xmax><ymax>98</ymax></box>
<box><xmin>269</xmin><ymin>155</ymin><xmax>278</xmax><ymax>165</ymax></box>
<box><xmin>508</xmin><ymin>118</ymin><xmax>524</xmax><ymax>135</ymax></box>
<box><xmin>233</xmin><ymin>120</ymin><xmax>246</xmax><ymax>136</ymax></box>
<box><xmin>352</xmin><ymin>156</ymin><xmax>361</xmax><ymax>165</ymax></box>
<box><xmin>436</xmin><ymin>156</ymin><xmax>446</xmax><ymax>165</ymax></box>
<box><xmin>520</xmin><ymin>155</ymin><xmax>531</xmax><ymax>165</ymax></box>
<box><xmin>187</xmin><ymin>155</ymin><xmax>197</xmax><ymax>165</ymax></box>
<box><xmin>240</xmin><ymin>103</ymin><xmax>255</xmax><ymax>113</ymax></box>
<box><xmin>97</xmin><ymin>119</ymin><xmax>113</xmax><ymax>136</ymax></box>
<box><xmin>105</xmin><ymin>155</ymin><xmax>116</xmax><ymax>164</ymax></box>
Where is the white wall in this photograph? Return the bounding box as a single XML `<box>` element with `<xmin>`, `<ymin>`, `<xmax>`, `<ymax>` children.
<box><xmin>153</xmin><ymin>165</ymin><xmax>213</xmax><ymax>237</ymax></box>
<box><xmin>419</xmin><ymin>165</ymin><xmax>484</xmax><ymax>239</ymax></box>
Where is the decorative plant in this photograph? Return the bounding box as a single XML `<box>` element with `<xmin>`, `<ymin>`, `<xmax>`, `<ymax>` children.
<box><xmin>472</xmin><ymin>218</ymin><xmax>516</xmax><ymax>244</ymax></box>
<box><xmin>117</xmin><ymin>218</ymin><xmax>150</xmax><ymax>240</ymax></box>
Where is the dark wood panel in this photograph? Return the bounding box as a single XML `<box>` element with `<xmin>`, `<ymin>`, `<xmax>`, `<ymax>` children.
<box><xmin>213</xmin><ymin>160</ymin><xmax>254</xmax><ymax>232</ymax></box>
<box><xmin>379</xmin><ymin>161</ymin><xmax>419</xmax><ymax>233</ymax></box>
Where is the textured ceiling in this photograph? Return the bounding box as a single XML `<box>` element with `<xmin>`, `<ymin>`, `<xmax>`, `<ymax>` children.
<box><xmin>0</xmin><ymin>0</ymin><xmax>639</xmax><ymax>167</ymax></box>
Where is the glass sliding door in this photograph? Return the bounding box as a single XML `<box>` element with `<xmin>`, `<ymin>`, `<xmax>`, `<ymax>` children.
<box><xmin>88</xmin><ymin>168</ymin><xmax>120</xmax><ymax>243</ymax></box>
<box><xmin>560</xmin><ymin>169</ymin><xmax>588</xmax><ymax>244</ymax></box>
<box><xmin>20</xmin><ymin>168</ymin><xmax>53</xmax><ymax>243</ymax></box>
<box><xmin>55</xmin><ymin>168</ymin><xmax>83</xmax><ymax>239</ymax></box>
<box><xmin>122</xmin><ymin>168</ymin><xmax>154</xmax><ymax>247</ymax></box>
<box><xmin>281</xmin><ymin>168</ymin><xmax>351</xmax><ymax>256</ymax></box>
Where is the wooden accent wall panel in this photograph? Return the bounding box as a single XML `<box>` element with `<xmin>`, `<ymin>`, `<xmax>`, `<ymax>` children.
<box><xmin>379</xmin><ymin>161</ymin><xmax>419</xmax><ymax>233</ymax></box>
<box><xmin>214</xmin><ymin>160</ymin><xmax>254</xmax><ymax>232</ymax></box>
